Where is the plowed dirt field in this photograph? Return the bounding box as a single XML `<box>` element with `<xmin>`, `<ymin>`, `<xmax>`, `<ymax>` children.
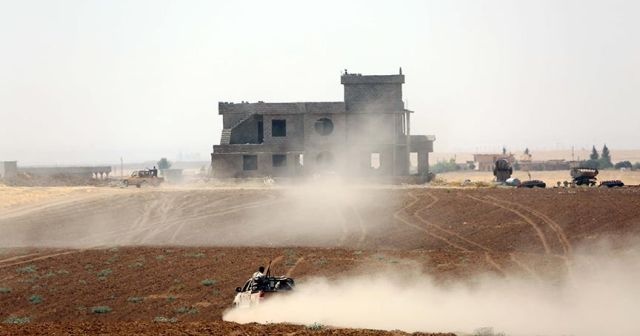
<box><xmin>1</xmin><ymin>185</ymin><xmax>639</xmax><ymax>335</ymax></box>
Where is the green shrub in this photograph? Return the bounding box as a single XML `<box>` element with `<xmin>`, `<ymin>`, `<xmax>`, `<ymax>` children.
<box><xmin>473</xmin><ymin>327</ymin><xmax>506</xmax><ymax>336</ymax></box>
<box><xmin>306</xmin><ymin>322</ymin><xmax>324</xmax><ymax>330</ymax></box>
<box><xmin>175</xmin><ymin>306</ymin><xmax>199</xmax><ymax>315</ymax></box>
<box><xmin>183</xmin><ymin>252</ymin><xmax>205</xmax><ymax>258</ymax></box>
<box><xmin>0</xmin><ymin>287</ymin><xmax>11</xmax><ymax>294</ymax></box>
<box><xmin>16</xmin><ymin>265</ymin><xmax>37</xmax><ymax>274</ymax></box>
<box><xmin>3</xmin><ymin>316</ymin><xmax>30</xmax><ymax>325</ymax></box>
<box><xmin>97</xmin><ymin>269</ymin><xmax>112</xmax><ymax>280</ymax></box>
<box><xmin>90</xmin><ymin>306</ymin><xmax>112</xmax><ymax>314</ymax></box>
<box><xmin>154</xmin><ymin>316</ymin><xmax>177</xmax><ymax>323</ymax></box>
<box><xmin>201</xmin><ymin>279</ymin><xmax>216</xmax><ymax>287</ymax></box>
<box><xmin>28</xmin><ymin>295</ymin><xmax>43</xmax><ymax>304</ymax></box>
<box><xmin>129</xmin><ymin>262</ymin><xmax>144</xmax><ymax>269</ymax></box>
<box><xmin>127</xmin><ymin>297</ymin><xmax>144</xmax><ymax>303</ymax></box>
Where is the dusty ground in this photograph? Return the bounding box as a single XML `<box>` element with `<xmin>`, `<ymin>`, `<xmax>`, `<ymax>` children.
<box><xmin>0</xmin><ymin>185</ymin><xmax>639</xmax><ymax>335</ymax></box>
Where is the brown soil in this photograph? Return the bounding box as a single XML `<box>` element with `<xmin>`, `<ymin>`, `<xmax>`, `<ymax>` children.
<box><xmin>1</xmin><ymin>186</ymin><xmax>639</xmax><ymax>334</ymax></box>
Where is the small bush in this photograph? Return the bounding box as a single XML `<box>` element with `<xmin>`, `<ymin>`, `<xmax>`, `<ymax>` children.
<box><xmin>155</xmin><ymin>255</ymin><xmax>166</xmax><ymax>260</ymax></box>
<box><xmin>90</xmin><ymin>306</ymin><xmax>112</xmax><ymax>314</ymax></box>
<box><xmin>0</xmin><ymin>287</ymin><xmax>11</xmax><ymax>294</ymax></box>
<box><xmin>154</xmin><ymin>316</ymin><xmax>177</xmax><ymax>323</ymax></box>
<box><xmin>306</xmin><ymin>322</ymin><xmax>325</xmax><ymax>330</ymax></box>
<box><xmin>175</xmin><ymin>306</ymin><xmax>199</xmax><ymax>315</ymax></box>
<box><xmin>57</xmin><ymin>269</ymin><xmax>70</xmax><ymax>275</ymax></box>
<box><xmin>129</xmin><ymin>262</ymin><xmax>144</xmax><ymax>269</ymax></box>
<box><xmin>29</xmin><ymin>295</ymin><xmax>43</xmax><ymax>304</ymax></box>
<box><xmin>201</xmin><ymin>279</ymin><xmax>216</xmax><ymax>287</ymax></box>
<box><xmin>166</xmin><ymin>296</ymin><xmax>176</xmax><ymax>302</ymax></box>
<box><xmin>473</xmin><ymin>327</ymin><xmax>506</xmax><ymax>336</ymax></box>
<box><xmin>97</xmin><ymin>269</ymin><xmax>112</xmax><ymax>280</ymax></box>
<box><xmin>127</xmin><ymin>297</ymin><xmax>144</xmax><ymax>303</ymax></box>
<box><xmin>16</xmin><ymin>265</ymin><xmax>37</xmax><ymax>274</ymax></box>
<box><xmin>183</xmin><ymin>252</ymin><xmax>205</xmax><ymax>258</ymax></box>
<box><xmin>3</xmin><ymin>316</ymin><xmax>30</xmax><ymax>325</ymax></box>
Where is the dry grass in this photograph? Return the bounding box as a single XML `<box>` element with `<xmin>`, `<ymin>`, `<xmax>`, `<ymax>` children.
<box><xmin>437</xmin><ymin>169</ymin><xmax>640</xmax><ymax>185</ymax></box>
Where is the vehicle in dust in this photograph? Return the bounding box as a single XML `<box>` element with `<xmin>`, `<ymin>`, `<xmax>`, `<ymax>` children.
<box><xmin>233</xmin><ymin>275</ymin><xmax>295</xmax><ymax>308</ymax></box>
<box><xmin>122</xmin><ymin>170</ymin><xmax>163</xmax><ymax>188</ymax></box>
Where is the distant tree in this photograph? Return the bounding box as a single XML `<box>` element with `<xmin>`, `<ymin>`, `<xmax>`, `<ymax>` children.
<box><xmin>599</xmin><ymin>144</ymin><xmax>613</xmax><ymax>168</ymax></box>
<box><xmin>430</xmin><ymin>158</ymin><xmax>459</xmax><ymax>174</ymax></box>
<box><xmin>582</xmin><ymin>159</ymin><xmax>600</xmax><ymax>169</ymax></box>
<box><xmin>614</xmin><ymin>161</ymin><xmax>632</xmax><ymax>169</ymax></box>
<box><xmin>634</xmin><ymin>162</ymin><xmax>640</xmax><ymax>170</ymax></box>
<box><xmin>524</xmin><ymin>148</ymin><xmax>530</xmax><ymax>156</ymax></box>
<box><xmin>589</xmin><ymin>146</ymin><xmax>599</xmax><ymax>161</ymax></box>
<box><xmin>157</xmin><ymin>158</ymin><xmax>172</xmax><ymax>170</ymax></box>
<box><xmin>467</xmin><ymin>161</ymin><xmax>476</xmax><ymax>170</ymax></box>
<box><xmin>502</xmin><ymin>147</ymin><xmax>507</xmax><ymax>155</ymax></box>
<box><xmin>513</xmin><ymin>161</ymin><xmax>521</xmax><ymax>170</ymax></box>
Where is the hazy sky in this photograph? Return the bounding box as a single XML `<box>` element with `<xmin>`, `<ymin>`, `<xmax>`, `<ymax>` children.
<box><xmin>1</xmin><ymin>0</ymin><xmax>638</xmax><ymax>164</ymax></box>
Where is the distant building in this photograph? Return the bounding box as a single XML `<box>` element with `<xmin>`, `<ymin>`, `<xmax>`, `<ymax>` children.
<box><xmin>0</xmin><ymin>161</ymin><xmax>17</xmax><ymax>179</ymax></box>
<box><xmin>211</xmin><ymin>71</ymin><xmax>435</xmax><ymax>179</ymax></box>
<box><xmin>0</xmin><ymin>161</ymin><xmax>111</xmax><ymax>180</ymax></box>
<box><xmin>473</xmin><ymin>154</ymin><xmax>515</xmax><ymax>171</ymax></box>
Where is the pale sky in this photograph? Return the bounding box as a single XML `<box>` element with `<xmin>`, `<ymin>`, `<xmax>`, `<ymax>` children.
<box><xmin>1</xmin><ymin>0</ymin><xmax>638</xmax><ymax>165</ymax></box>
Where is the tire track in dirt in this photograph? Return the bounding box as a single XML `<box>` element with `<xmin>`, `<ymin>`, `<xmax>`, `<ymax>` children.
<box><xmin>393</xmin><ymin>191</ymin><xmax>470</xmax><ymax>252</ymax></box>
<box><xmin>486</xmin><ymin>196</ymin><xmax>573</xmax><ymax>256</ymax></box>
<box><xmin>414</xmin><ymin>192</ymin><xmax>493</xmax><ymax>252</ymax></box>
<box><xmin>467</xmin><ymin>195</ymin><xmax>552</xmax><ymax>254</ymax></box>
<box><xmin>484</xmin><ymin>252</ymin><xmax>506</xmax><ymax>276</ymax></box>
<box><xmin>0</xmin><ymin>250</ymin><xmax>79</xmax><ymax>270</ymax></box>
<box><xmin>168</xmin><ymin>194</ymin><xmax>281</xmax><ymax>244</ymax></box>
<box><xmin>0</xmin><ymin>252</ymin><xmax>41</xmax><ymax>264</ymax></box>
<box><xmin>411</xmin><ymin>191</ymin><xmax>515</xmax><ymax>275</ymax></box>
<box><xmin>285</xmin><ymin>257</ymin><xmax>305</xmax><ymax>277</ymax></box>
<box><xmin>509</xmin><ymin>253</ymin><xmax>542</xmax><ymax>281</ymax></box>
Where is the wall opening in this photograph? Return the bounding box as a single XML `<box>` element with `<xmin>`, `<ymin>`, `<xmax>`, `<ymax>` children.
<box><xmin>370</xmin><ymin>152</ymin><xmax>380</xmax><ymax>169</ymax></box>
<box><xmin>314</xmin><ymin>118</ymin><xmax>334</xmax><ymax>135</ymax></box>
<box><xmin>242</xmin><ymin>155</ymin><xmax>258</xmax><ymax>171</ymax></box>
<box><xmin>410</xmin><ymin>152</ymin><xmax>418</xmax><ymax>174</ymax></box>
<box><xmin>272</xmin><ymin>154</ymin><xmax>287</xmax><ymax>167</ymax></box>
<box><xmin>257</xmin><ymin>121</ymin><xmax>264</xmax><ymax>143</ymax></box>
<box><xmin>272</xmin><ymin>120</ymin><xmax>287</xmax><ymax>137</ymax></box>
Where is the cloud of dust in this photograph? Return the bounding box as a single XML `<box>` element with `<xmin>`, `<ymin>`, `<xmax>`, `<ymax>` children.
<box><xmin>224</xmin><ymin>244</ymin><xmax>640</xmax><ymax>336</ymax></box>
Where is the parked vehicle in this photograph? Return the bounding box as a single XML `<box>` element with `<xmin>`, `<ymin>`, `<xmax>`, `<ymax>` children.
<box><xmin>122</xmin><ymin>170</ymin><xmax>163</xmax><ymax>188</ymax></box>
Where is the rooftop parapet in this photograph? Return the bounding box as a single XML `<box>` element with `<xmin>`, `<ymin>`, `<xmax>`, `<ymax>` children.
<box><xmin>341</xmin><ymin>74</ymin><xmax>405</xmax><ymax>85</ymax></box>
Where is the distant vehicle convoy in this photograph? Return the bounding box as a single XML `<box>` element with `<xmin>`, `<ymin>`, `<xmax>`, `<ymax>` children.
<box><xmin>491</xmin><ymin>162</ymin><xmax>626</xmax><ymax>189</ymax></box>
<box><xmin>122</xmin><ymin>169</ymin><xmax>163</xmax><ymax>188</ymax></box>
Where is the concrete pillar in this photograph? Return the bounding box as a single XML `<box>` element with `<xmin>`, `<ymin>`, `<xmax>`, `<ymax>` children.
<box><xmin>418</xmin><ymin>151</ymin><xmax>429</xmax><ymax>175</ymax></box>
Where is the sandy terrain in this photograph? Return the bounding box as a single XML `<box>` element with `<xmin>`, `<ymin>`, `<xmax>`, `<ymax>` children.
<box><xmin>0</xmin><ymin>185</ymin><xmax>639</xmax><ymax>335</ymax></box>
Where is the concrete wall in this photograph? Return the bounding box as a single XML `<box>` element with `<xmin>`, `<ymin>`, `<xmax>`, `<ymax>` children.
<box><xmin>262</xmin><ymin>114</ymin><xmax>305</xmax><ymax>146</ymax></box>
<box><xmin>19</xmin><ymin>166</ymin><xmax>111</xmax><ymax>178</ymax></box>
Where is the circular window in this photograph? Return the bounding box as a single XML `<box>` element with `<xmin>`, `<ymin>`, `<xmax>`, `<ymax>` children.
<box><xmin>314</xmin><ymin>118</ymin><xmax>334</xmax><ymax>135</ymax></box>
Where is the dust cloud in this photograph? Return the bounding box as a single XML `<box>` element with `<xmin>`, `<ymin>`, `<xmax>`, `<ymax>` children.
<box><xmin>224</xmin><ymin>244</ymin><xmax>640</xmax><ymax>336</ymax></box>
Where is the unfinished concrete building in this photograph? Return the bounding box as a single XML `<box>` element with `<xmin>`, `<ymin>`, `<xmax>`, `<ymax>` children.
<box><xmin>211</xmin><ymin>71</ymin><xmax>434</xmax><ymax>180</ymax></box>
